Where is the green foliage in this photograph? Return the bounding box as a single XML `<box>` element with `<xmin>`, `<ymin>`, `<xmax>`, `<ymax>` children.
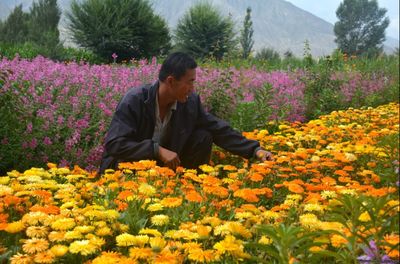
<box><xmin>302</xmin><ymin>55</ymin><xmax>345</xmax><ymax>120</ymax></box>
<box><xmin>230</xmin><ymin>84</ymin><xmax>273</xmax><ymax>132</ymax></box>
<box><xmin>334</xmin><ymin>0</ymin><xmax>390</xmax><ymax>56</ymax></box>
<box><xmin>240</xmin><ymin>7</ymin><xmax>254</xmax><ymax>59</ymax></box>
<box><xmin>0</xmin><ymin>5</ymin><xmax>30</xmax><ymax>44</ymax></box>
<box><xmin>27</xmin><ymin>0</ymin><xmax>61</xmax><ymax>48</ymax></box>
<box><xmin>67</xmin><ymin>0</ymin><xmax>171</xmax><ymax>62</ymax></box>
<box><xmin>320</xmin><ymin>194</ymin><xmax>399</xmax><ymax>263</ymax></box>
<box><xmin>248</xmin><ymin>224</ymin><xmax>330</xmax><ymax>263</ymax></box>
<box><xmin>0</xmin><ymin>0</ymin><xmax>62</xmax><ymax>59</ymax></box>
<box><xmin>255</xmin><ymin>47</ymin><xmax>281</xmax><ymax>62</ymax></box>
<box><xmin>174</xmin><ymin>1</ymin><xmax>237</xmax><ymax>60</ymax></box>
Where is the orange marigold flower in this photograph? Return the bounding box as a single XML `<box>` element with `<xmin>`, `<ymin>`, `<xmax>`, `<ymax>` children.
<box><xmin>185</xmin><ymin>190</ymin><xmax>203</xmax><ymax>203</ymax></box>
<box><xmin>160</xmin><ymin>197</ymin><xmax>183</xmax><ymax>208</ymax></box>
<box><xmin>288</xmin><ymin>183</ymin><xmax>304</xmax><ymax>194</ymax></box>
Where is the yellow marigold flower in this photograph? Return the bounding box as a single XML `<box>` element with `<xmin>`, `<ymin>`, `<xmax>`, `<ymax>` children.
<box><xmin>50</xmin><ymin>245</ymin><xmax>68</xmax><ymax>257</ymax></box>
<box><xmin>196</xmin><ymin>225</ymin><xmax>212</xmax><ymax>238</ymax></box>
<box><xmin>129</xmin><ymin>247</ymin><xmax>153</xmax><ymax>260</ymax></box>
<box><xmin>116</xmin><ymin>233</ymin><xmax>137</xmax><ymax>247</ymax></box>
<box><xmin>10</xmin><ymin>253</ymin><xmax>33</xmax><ymax>264</ymax></box>
<box><xmin>64</xmin><ymin>230</ymin><xmax>83</xmax><ymax>240</ymax></box>
<box><xmin>88</xmin><ymin>235</ymin><xmax>106</xmax><ymax>248</ymax></box>
<box><xmin>339</xmin><ymin>189</ymin><xmax>357</xmax><ymax>196</ymax></box>
<box><xmin>160</xmin><ymin>197</ymin><xmax>183</xmax><ymax>208</ymax></box>
<box><xmin>104</xmin><ymin>210</ymin><xmax>119</xmax><ymax>220</ymax></box>
<box><xmin>0</xmin><ymin>176</ymin><xmax>10</xmax><ymax>185</ymax></box>
<box><xmin>182</xmin><ymin>242</ymin><xmax>202</xmax><ymax>253</ymax></box>
<box><xmin>358</xmin><ymin>212</ymin><xmax>371</xmax><ymax>222</ymax></box>
<box><xmin>262</xmin><ymin>210</ymin><xmax>280</xmax><ymax>220</ymax></box>
<box><xmin>48</xmin><ymin>231</ymin><xmax>66</xmax><ymax>242</ymax></box>
<box><xmin>55</xmin><ymin>168</ymin><xmax>70</xmax><ymax>175</ymax></box>
<box><xmin>51</xmin><ymin>218</ymin><xmax>75</xmax><ymax>231</ymax></box>
<box><xmin>93</xmin><ymin>221</ymin><xmax>107</xmax><ymax>228</ymax></box>
<box><xmin>310</xmin><ymin>156</ymin><xmax>320</xmax><ymax>162</ymax></box>
<box><xmin>92</xmin><ymin>251</ymin><xmax>125</xmax><ymax>264</ymax></box>
<box><xmin>234</xmin><ymin>212</ymin><xmax>253</xmax><ymax>220</ymax></box>
<box><xmin>344</xmin><ymin>152</ymin><xmax>357</xmax><ymax>161</ymax></box>
<box><xmin>319</xmin><ymin>221</ymin><xmax>344</xmax><ymax>231</ymax></box>
<box><xmin>34</xmin><ymin>250</ymin><xmax>55</xmax><ymax>264</ymax></box>
<box><xmin>22</xmin><ymin>238</ymin><xmax>49</xmax><ymax>254</ymax></box>
<box><xmin>259</xmin><ymin>235</ymin><xmax>273</xmax><ymax>245</ymax></box>
<box><xmin>286</xmin><ymin>194</ymin><xmax>303</xmax><ymax>201</ymax></box>
<box><xmin>132</xmin><ymin>235</ymin><xmax>150</xmax><ymax>247</ymax></box>
<box><xmin>139</xmin><ymin>228</ymin><xmax>162</xmax><ymax>237</ymax></box>
<box><xmin>201</xmin><ymin>217</ymin><xmax>222</xmax><ymax>227</ymax></box>
<box><xmin>304</xmin><ymin>203</ymin><xmax>324</xmax><ymax>212</ymax></box>
<box><xmin>199</xmin><ymin>164</ymin><xmax>215</xmax><ymax>173</ymax></box>
<box><xmin>151</xmin><ymin>215</ymin><xmax>169</xmax><ymax>226</ymax></box>
<box><xmin>213</xmin><ymin>235</ymin><xmax>243</xmax><ymax>255</ymax></box>
<box><xmin>69</xmin><ymin>240</ymin><xmax>97</xmax><ymax>255</ymax></box>
<box><xmin>138</xmin><ymin>183</ymin><xmax>156</xmax><ymax>196</ymax></box>
<box><xmin>299</xmin><ymin>214</ymin><xmax>320</xmax><ymax>230</ymax></box>
<box><xmin>188</xmin><ymin>248</ymin><xmax>216</xmax><ymax>263</ymax></box>
<box><xmin>309</xmin><ymin>246</ymin><xmax>325</xmax><ymax>252</ymax></box>
<box><xmin>150</xmin><ymin>237</ymin><xmax>167</xmax><ymax>252</ymax></box>
<box><xmin>26</xmin><ymin>226</ymin><xmax>48</xmax><ymax>238</ymax></box>
<box><xmin>165</xmin><ymin>229</ymin><xmax>199</xmax><ymax>240</ymax></box>
<box><xmin>5</xmin><ymin>221</ymin><xmax>25</xmax><ymax>233</ymax></box>
<box><xmin>330</xmin><ymin>234</ymin><xmax>348</xmax><ymax>247</ymax></box>
<box><xmin>386</xmin><ymin>200</ymin><xmax>400</xmax><ymax>211</ymax></box>
<box><xmin>0</xmin><ymin>185</ymin><xmax>13</xmax><ymax>196</ymax></box>
<box><xmin>96</xmin><ymin>226</ymin><xmax>113</xmax><ymax>237</ymax></box>
<box><xmin>321</xmin><ymin>191</ymin><xmax>337</xmax><ymax>200</ymax></box>
<box><xmin>74</xmin><ymin>225</ymin><xmax>95</xmax><ymax>234</ymax></box>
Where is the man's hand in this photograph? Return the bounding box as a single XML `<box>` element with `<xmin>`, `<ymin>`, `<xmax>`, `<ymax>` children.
<box><xmin>159</xmin><ymin>146</ymin><xmax>181</xmax><ymax>170</ymax></box>
<box><xmin>255</xmin><ymin>149</ymin><xmax>273</xmax><ymax>162</ymax></box>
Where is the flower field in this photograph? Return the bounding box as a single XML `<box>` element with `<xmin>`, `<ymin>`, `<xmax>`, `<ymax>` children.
<box><xmin>1</xmin><ymin>103</ymin><xmax>399</xmax><ymax>263</ymax></box>
<box><xmin>0</xmin><ymin>55</ymin><xmax>397</xmax><ymax>173</ymax></box>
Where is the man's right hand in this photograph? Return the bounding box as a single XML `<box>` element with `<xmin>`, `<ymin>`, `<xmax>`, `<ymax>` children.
<box><xmin>158</xmin><ymin>146</ymin><xmax>181</xmax><ymax>170</ymax></box>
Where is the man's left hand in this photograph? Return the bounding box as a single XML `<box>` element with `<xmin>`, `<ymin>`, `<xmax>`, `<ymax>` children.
<box><xmin>255</xmin><ymin>149</ymin><xmax>273</xmax><ymax>162</ymax></box>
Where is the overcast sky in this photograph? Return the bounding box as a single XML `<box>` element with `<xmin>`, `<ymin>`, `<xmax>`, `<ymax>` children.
<box><xmin>285</xmin><ymin>0</ymin><xmax>399</xmax><ymax>39</ymax></box>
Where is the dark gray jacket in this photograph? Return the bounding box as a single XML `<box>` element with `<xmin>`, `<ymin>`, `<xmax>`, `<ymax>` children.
<box><xmin>99</xmin><ymin>81</ymin><xmax>260</xmax><ymax>172</ymax></box>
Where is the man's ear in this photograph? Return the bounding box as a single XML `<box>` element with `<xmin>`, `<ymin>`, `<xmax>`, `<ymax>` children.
<box><xmin>166</xmin><ymin>75</ymin><xmax>175</xmax><ymax>86</ymax></box>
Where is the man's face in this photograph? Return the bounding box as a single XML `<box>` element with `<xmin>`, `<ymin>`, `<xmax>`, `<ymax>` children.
<box><xmin>170</xmin><ymin>68</ymin><xmax>196</xmax><ymax>103</ymax></box>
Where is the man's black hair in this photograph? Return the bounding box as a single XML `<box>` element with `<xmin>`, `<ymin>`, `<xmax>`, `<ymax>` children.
<box><xmin>159</xmin><ymin>52</ymin><xmax>197</xmax><ymax>82</ymax></box>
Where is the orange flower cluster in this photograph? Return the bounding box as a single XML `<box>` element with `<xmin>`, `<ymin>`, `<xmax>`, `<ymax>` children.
<box><xmin>0</xmin><ymin>103</ymin><xmax>398</xmax><ymax>263</ymax></box>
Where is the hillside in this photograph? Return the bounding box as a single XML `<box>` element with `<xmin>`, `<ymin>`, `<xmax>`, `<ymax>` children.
<box><xmin>1</xmin><ymin>0</ymin><xmax>398</xmax><ymax>56</ymax></box>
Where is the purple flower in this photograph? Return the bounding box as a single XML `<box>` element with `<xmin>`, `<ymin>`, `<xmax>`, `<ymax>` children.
<box><xmin>358</xmin><ymin>240</ymin><xmax>394</xmax><ymax>264</ymax></box>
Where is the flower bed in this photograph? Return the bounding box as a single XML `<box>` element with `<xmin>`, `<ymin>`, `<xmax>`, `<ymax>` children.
<box><xmin>1</xmin><ymin>103</ymin><xmax>398</xmax><ymax>263</ymax></box>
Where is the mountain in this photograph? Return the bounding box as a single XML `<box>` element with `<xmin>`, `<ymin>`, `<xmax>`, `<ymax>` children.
<box><xmin>1</xmin><ymin>0</ymin><xmax>398</xmax><ymax>57</ymax></box>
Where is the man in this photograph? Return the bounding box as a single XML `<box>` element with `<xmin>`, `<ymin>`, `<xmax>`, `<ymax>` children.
<box><xmin>100</xmin><ymin>52</ymin><xmax>272</xmax><ymax>173</ymax></box>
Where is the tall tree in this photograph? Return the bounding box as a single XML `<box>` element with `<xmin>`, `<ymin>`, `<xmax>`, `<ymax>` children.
<box><xmin>28</xmin><ymin>0</ymin><xmax>61</xmax><ymax>47</ymax></box>
<box><xmin>67</xmin><ymin>0</ymin><xmax>171</xmax><ymax>61</ymax></box>
<box><xmin>0</xmin><ymin>5</ymin><xmax>29</xmax><ymax>43</ymax></box>
<box><xmin>240</xmin><ymin>7</ymin><xmax>254</xmax><ymax>59</ymax></box>
<box><xmin>334</xmin><ymin>0</ymin><xmax>389</xmax><ymax>56</ymax></box>
<box><xmin>174</xmin><ymin>2</ymin><xmax>236</xmax><ymax>60</ymax></box>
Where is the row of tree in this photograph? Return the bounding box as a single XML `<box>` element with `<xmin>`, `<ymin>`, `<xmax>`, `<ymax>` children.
<box><xmin>0</xmin><ymin>0</ymin><xmax>391</xmax><ymax>62</ymax></box>
<box><xmin>0</xmin><ymin>0</ymin><xmax>61</xmax><ymax>55</ymax></box>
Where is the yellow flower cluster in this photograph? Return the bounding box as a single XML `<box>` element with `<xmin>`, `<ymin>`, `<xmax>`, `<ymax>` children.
<box><xmin>1</xmin><ymin>103</ymin><xmax>398</xmax><ymax>263</ymax></box>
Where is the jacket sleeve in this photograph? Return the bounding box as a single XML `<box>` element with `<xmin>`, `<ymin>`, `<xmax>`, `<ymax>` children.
<box><xmin>195</xmin><ymin>95</ymin><xmax>260</xmax><ymax>159</ymax></box>
<box><xmin>104</xmin><ymin>92</ymin><xmax>156</xmax><ymax>161</ymax></box>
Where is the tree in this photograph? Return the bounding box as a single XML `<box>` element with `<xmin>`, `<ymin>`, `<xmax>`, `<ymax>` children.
<box><xmin>240</xmin><ymin>7</ymin><xmax>254</xmax><ymax>59</ymax></box>
<box><xmin>67</xmin><ymin>0</ymin><xmax>171</xmax><ymax>61</ymax></box>
<box><xmin>174</xmin><ymin>2</ymin><xmax>236</xmax><ymax>60</ymax></box>
<box><xmin>334</xmin><ymin>0</ymin><xmax>389</xmax><ymax>56</ymax></box>
<box><xmin>28</xmin><ymin>0</ymin><xmax>61</xmax><ymax>47</ymax></box>
<box><xmin>256</xmin><ymin>47</ymin><xmax>280</xmax><ymax>61</ymax></box>
<box><xmin>0</xmin><ymin>5</ymin><xmax>30</xmax><ymax>43</ymax></box>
